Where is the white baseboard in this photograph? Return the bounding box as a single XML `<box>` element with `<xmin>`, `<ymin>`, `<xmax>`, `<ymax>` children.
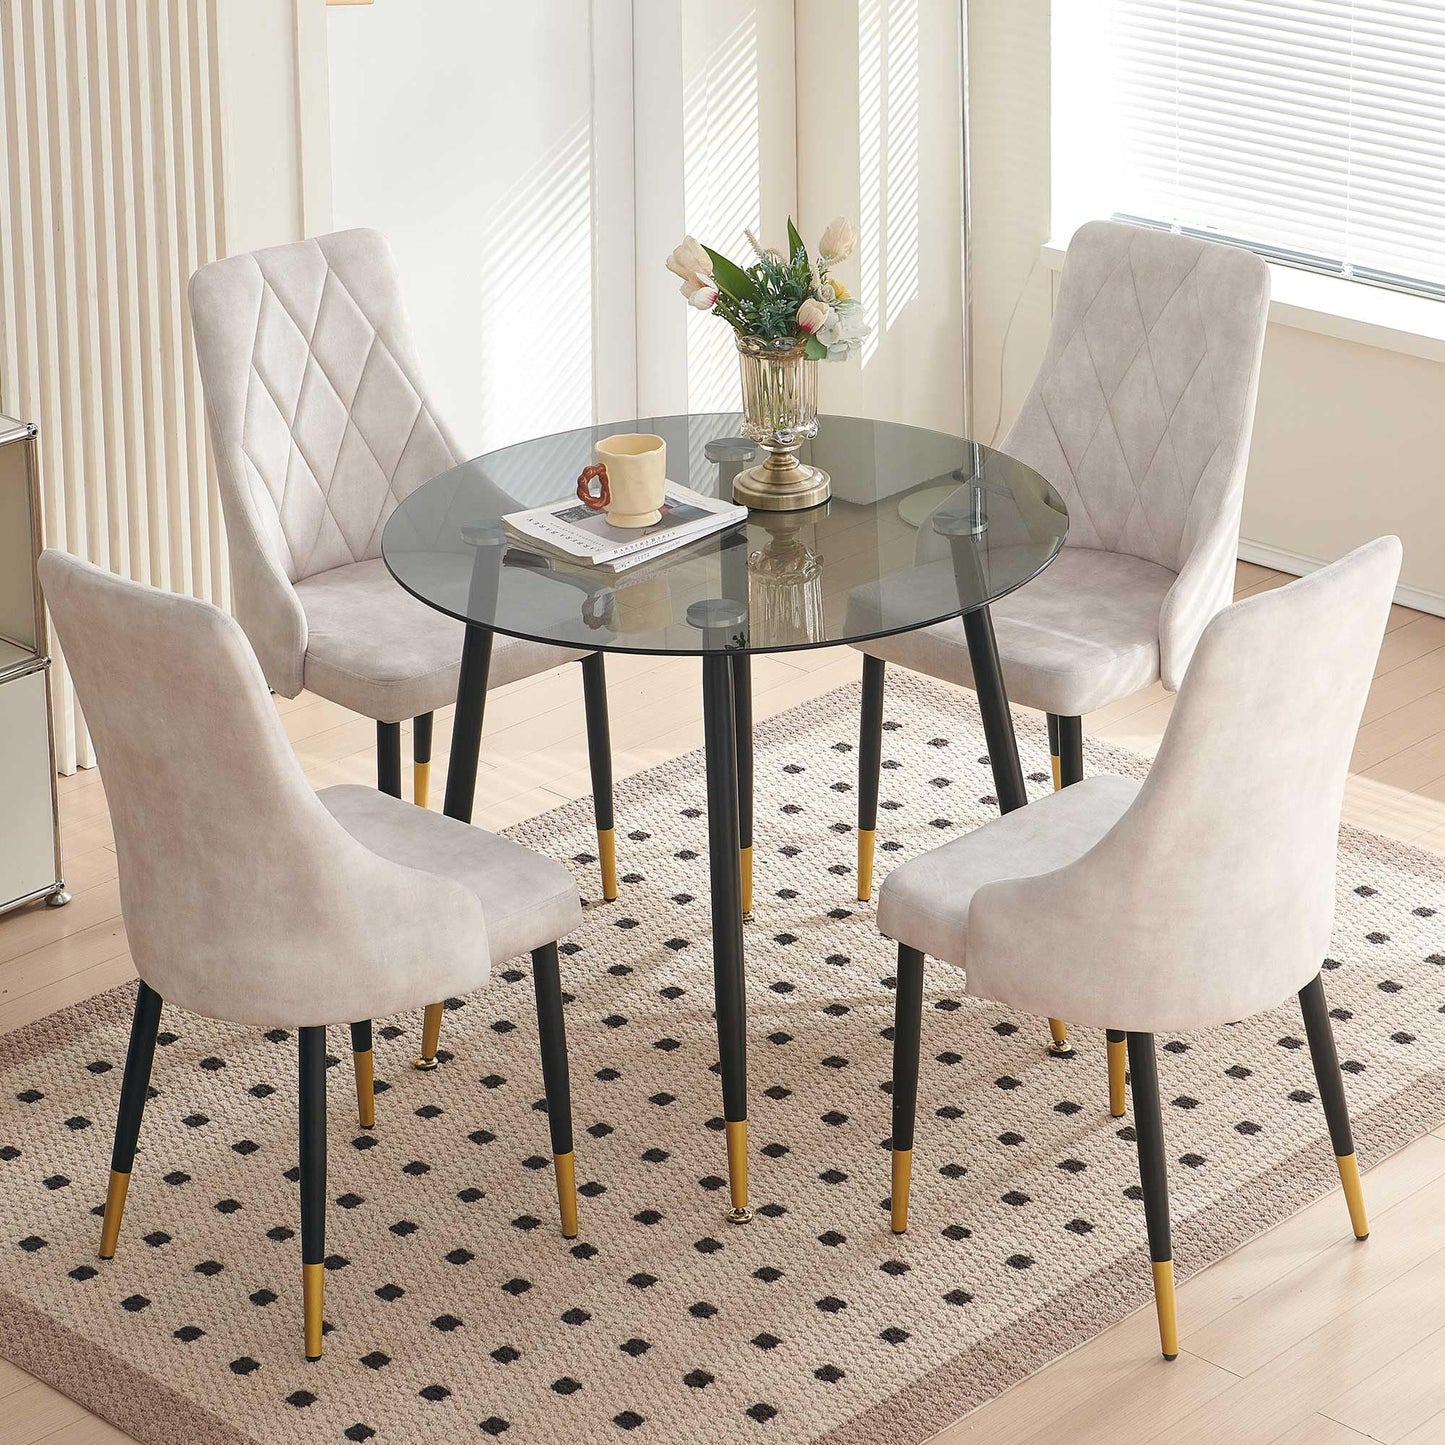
<box><xmin>1238</xmin><ymin>540</ymin><xmax>1445</xmax><ymax>620</ymax></box>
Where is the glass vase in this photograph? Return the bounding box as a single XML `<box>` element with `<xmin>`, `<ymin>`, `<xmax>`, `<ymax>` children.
<box><xmin>732</xmin><ymin>334</ymin><xmax>830</xmax><ymax>511</ymax></box>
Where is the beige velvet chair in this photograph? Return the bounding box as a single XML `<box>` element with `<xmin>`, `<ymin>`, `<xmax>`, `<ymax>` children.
<box><xmin>40</xmin><ymin>551</ymin><xmax>585</xmax><ymax>1362</ymax></box>
<box><xmin>878</xmin><ymin>538</ymin><xmax>1401</xmax><ymax>1360</ymax></box>
<box><xmin>850</xmin><ymin>220</ymin><xmax>1271</xmax><ymax>1068</ymax></box>
<box><xmin>189</xmin><ymin>229</ymin><xmax>618</xmax><ymax>1070</ymax></box>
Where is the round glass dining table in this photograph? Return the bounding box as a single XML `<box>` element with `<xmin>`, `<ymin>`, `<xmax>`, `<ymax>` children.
<box><xmin>383</xmin><ymin>411</ymin><xmax>1067</xmax><ymax>1222</ymax></box>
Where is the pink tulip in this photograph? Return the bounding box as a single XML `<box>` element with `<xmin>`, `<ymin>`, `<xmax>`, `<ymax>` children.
<box><xmin>797</xmin><ymin>297</ymin><xmax>833</xmax><ymax>335</ymax></box>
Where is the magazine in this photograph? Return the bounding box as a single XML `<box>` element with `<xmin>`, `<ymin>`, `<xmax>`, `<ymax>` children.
<box><xmin>503</xmin><ymin>480</ymin><xmax>746</xmax><ymax>573</ymax></box>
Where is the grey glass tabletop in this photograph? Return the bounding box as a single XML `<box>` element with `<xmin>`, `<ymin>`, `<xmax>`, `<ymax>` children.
<box><xmin>381</xmin><ymin>413</ymin><xmax>1067</xmax><ymax>656</ymax></box>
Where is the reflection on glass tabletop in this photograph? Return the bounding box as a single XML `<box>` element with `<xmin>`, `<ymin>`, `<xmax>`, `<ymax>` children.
<box><xmin>381</xmin><ymin>413</ymin><xmax>1068</xmax><ymax>657</ymax></box>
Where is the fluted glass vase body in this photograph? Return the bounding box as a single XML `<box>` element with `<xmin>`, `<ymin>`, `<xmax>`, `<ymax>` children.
<box><xmin>732</xmin><ymin>334</ymin><xmax>830</xmax><ymax>511</ymax></box>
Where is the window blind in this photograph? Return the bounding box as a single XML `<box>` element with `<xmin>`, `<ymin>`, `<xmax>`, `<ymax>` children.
<box><xmin>1111</xmin><ymin>0</ymin><xmax>1445</xmax><ymax>297</ymax></box>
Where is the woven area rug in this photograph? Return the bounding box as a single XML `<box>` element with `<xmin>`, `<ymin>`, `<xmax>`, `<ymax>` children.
<box><xmin>1</xmin><ymin>672</ymin><xmax>1443</xmax><ymax>1445</ymax></box>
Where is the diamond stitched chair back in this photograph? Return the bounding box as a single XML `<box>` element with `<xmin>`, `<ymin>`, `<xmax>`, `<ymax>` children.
<box><xmin>39</xmin><ymin>550</ymin><xmax>585</xmax><ymax>1359</ymax></box>
<box><xmin>190</xmin><ymin>227</ymin><xmax>461</xmax><ymax>696</ymax></box>
<box><xmin>876</xmin><ymin>538</ymin><xmax>1403</xmax><ymax>1359</ymax></box>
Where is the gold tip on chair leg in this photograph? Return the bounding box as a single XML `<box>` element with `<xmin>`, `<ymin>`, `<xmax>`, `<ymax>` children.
<box><xmin>413</xmin><ymin>759</ymin><xmax>431</xmax><ymax>810</ymax></box>
<box><xmin>1108</xmin><ymin>1036</ymin><xmax>1128</xmax><ymax>1117</ymax></box>
<box><xmin>303</xmin><ymin>1261</ymin><xmax>325</xmax><ymax>1361</ymax></box>
<box><xmin>353</xmin><ymin>1047</ymin><xmax>375</xmax><ymax>1129</ymax></box>
<box><xmin>725</xmin><ymin>1119</ymin><xmax>751</xmax><ymax>1222</ymax></box>
<box><xmin>890</xmin><ymin>1149</ymin><xmax>912</xmax><ymax>1234</ymax></box>
<box><xmin>857</xmin><ymin>829</ymin><xmax>876</xmax><ymax>902</ymax></box>
<box><xmin>413</xmin><ymin>1001</ymin><xmax>444</xmax><ymax>1070</ymax></box>
<box><xmin>554</xmin><ymin>1151</ymin><xmax>579</xmax><ymax>1239</ymax></box>
<box><xmin>1336</xmin><ymin>1153</ymin><xmax>1370</xmax><ymax>1239</ymax></box>
<box><xmin>740</xmin><ymin>845</ymin><xmax>753</xmax><ymax>917</ymax></box>
<box><xmin>98</xmin><ymin>1170</ymin><xmax>130</xmax><ymax>1259</ymax></box>
<box><xmin>597</xmin><ymin>828</ymin><xmax>617</xmax><ymax>902</ymax></box>
<box><xmin>1050</xmin><ymin>753</ymin><xmax>1062</xmax><ymax>790</ymax></box>
<box><xmin>1047</xmin><ymin>1018</ymin><xmax>1074</xmax><ymax>1057</ymax></box>
<box><xmin>1151</xmin><ymin>1258</ymin><xmax>1179</xmax><ymax>1359</ymax></box>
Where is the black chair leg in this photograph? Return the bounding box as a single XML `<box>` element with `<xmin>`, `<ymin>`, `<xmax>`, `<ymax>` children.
<box><xmin>531</xmin><ymin>942</ymin><xmax>578</xmax><ymax>1238</ymax></box>
<box><xmin>413</xmin><ymin>712</ymin><xmax>434</xmax><ymax>808</ymax></box>
<box><xmin>1300</xmin><ymin>973</ymin><xmax>1369</xmax><ymax>1239</ymax></box>
<box><xmin>298</xmin><ymin>1025</ymin><xmax>327</xmax><ymax>1361</ymax></box>
<box><xmin>1046</xmin><ymin>714</ymin><xmax>1083</xmax><ymax>1058</ymax></box>
<box><xmin>376</xmin><ymin>720</ymin><xmax>402</xmax><ymax>797</ymax></box>
<box><xmin>349</xmin><ymin>1020</ymin><xmax>374</xmax><ymax>1129</ymax></box>
<box><xmin>1126</xmin><ymin>1031</ymin><xmax>1178</xmax><ymax>1360</ymax></box>
<box><xmin>99</xmin><ymin>981</ymin><xmax>163</xmax><ymax>1258</ymax></box>
<box><xmin>890</xmin><ymin>944</ymin><xmax>925</xmax><ymax>1233</ymax></box>
<box><xmin>581</xmin><ymin>653</ymin><xmax>617</xmax><ymax>902</ymax></box>
<box><xmin>858</xmin><ymin>655</ymin><xmax>885</xmax><ymax>901</ymax></box>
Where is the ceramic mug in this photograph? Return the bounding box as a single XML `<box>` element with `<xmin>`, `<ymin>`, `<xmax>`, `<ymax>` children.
<box><xmin>576</xmin><ymin>432</ymin><xmax>666</xmax><ymax>528</ymax></box>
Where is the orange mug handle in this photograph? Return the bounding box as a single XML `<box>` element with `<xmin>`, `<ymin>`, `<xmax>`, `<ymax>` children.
<box><xmin>577</xmin><ymin>463</ymin><xmax>610</xmax><ymax>510</ymax></box>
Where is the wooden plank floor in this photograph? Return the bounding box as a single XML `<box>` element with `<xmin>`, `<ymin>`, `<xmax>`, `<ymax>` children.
<box><xmin>2</xmin><ymin>561</ymin><xmax>1443</xmax><ymax>1445</ymax></box>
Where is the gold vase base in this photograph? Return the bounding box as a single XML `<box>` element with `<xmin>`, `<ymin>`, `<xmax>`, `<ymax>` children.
<box><xmin>733</xmin><ymin>458</ymin><xmax>830</xmax><ymax>512</ymax></box>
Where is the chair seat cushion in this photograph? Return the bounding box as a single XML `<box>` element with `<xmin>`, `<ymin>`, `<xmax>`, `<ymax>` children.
<box><xmin>877</xmin><ymin>774</ymin><xmax>1140</xmax><ymax>972</ymax></box>
<box><xmin>296</xmin><ymin>558</ymin><xmax>587</xmax><ymax>723</ymax></box>
<box><xmin>319</xmin><ymin>784</ymin><xmax>583</xmax><ymax>965</ymax></box>
<box><xmin>848</xmin><ymin>547</ymin><xmax>1176</xmax><ymax>716</ymax></box>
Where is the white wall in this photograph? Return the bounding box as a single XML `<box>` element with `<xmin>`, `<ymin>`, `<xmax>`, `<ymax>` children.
<box><xmin>326</xmin><ymin>0</ymin><xmax>634</xmax><ymax>455</ymax></box>
<box><xmin>326</xmin><ymin>2</ymin><xmax>969</xmax><ymax>454</ymax></box>
<box><xmin>794</xmin><ymin>0</ymin><xmax>966</xmax><ymax>435</ymax></box>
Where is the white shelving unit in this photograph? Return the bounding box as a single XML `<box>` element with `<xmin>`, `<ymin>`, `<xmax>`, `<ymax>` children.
<box><xmin>0</xmin><ymin>415</ymin><xmax>68</xmax><ymax>915</ymax></box>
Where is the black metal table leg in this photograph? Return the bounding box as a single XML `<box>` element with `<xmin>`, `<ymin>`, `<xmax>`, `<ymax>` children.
<box><xmin>414</xmin><ymin>623</ymin><xmax>493</xmax><ymax>1074</ymax></box>
<box><xmin>963</xmin><ymin>605</ymin><xmax>1072</xmax><ymax>1054</ymax></box>
<box><xmin>961</xmin><ymin>605</ymin><xmax>1027</xmax><ymax>813</ymax></box>
<box><xmin>702</xmin><ymin>652</ymin><xmax>751</xmax><ymax>1223</ymax></box>
<box><xmin>442</xmin><ymin>623</ymin><xmax>493</xmax><ymax>825</ymax></box>
<box><xmin>732</xmin><ymin>653</ymin><xmax>754</xmax><ymax>918</ymax></box>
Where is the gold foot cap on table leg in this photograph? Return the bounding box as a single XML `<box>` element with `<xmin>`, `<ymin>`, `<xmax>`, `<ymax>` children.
<box><xmin>857</xmin><ymin>829</ymin><xmax>876</xmax><ymax>903</ymax></box>
<box><xmin>1047</xmin><ymin>1018</ymin><xmax>1074</xmax><ymax>1057</ymax></box>
<box><xmin>725</xmin><ymin>1119</ymin><xmax>751</xmax><ymax>1222</ymax></box>
<box><xmin>890</xmin><ymin>1149</ymin><xmax>912</xmax><ymax>1234</ymax></box>
<box><xmin>554</xmin><ymin>1151</ymin><xmax>579</xmax><ymax>1239</ymax></box>
<box><xmin>1152</xmin><ymin>1259</ymin><xmax>1179</xmax><ymax>1360</ymax></box>
<box><xmin>1107</xmin><ymin>1037</ymin><xmax>1128</xmax><ymax>1118</ymax></box>
<box><xmin>98</xmin><ymin>1170</ymin><xmax>130</xmax><ymax>1258</ymax></box>
<box><xmin>740</xmin><ymin>845</ymin><xmax>753</xmax><ymax>918</ymax></box>
<box><xmin>597</xmin><ymin>828</ymin><xmax>617</xmax><ymax>902</ymax></box>
<box><xmin>1050</xmin><ymin>754</ymin><xmax>1062</xmax><ymax>791</ymax></box>
<box><xmin>413</xmin><ymin>1001</ymin><xmax>444</xmax><ymax>1071</ymax></box>
<box><xmin>353</xmin><ymin>1047</ymin><xmax>375</xmax><ymax>1129</ymax></box>
<box><xmin>413</xmin><ymin>759</ymin><xmax>431</xmax><ymax>810</ymax></box>
<box><xmin>1337</xmin><ymin>1152</ymin><xmax>1370</xmax><ymax>1239</ymax></box>
<box><xmin>303</xmin><ymin>1261</ymin><xmax>324</xmax><ymax>1361</ymax></box>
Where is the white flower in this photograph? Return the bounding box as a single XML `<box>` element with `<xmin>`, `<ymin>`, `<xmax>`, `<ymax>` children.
<box><xmin>818</xmin><ymin>216</ymin><xmax>857</xmax><ymax>262</ymax></box>
<box><xmin>796</xmin><ymin>297</ymin><xmax>834</xmax><ymax>336</ymax></box>
<box><xmin>666</xmin><ymin>237</ymin><xmax>716</xmax><ymax>306</ymax></box>
<box><xmin>666</xmin><ymin>236</ymin><xmax>711</xmax><ymax>283</ymax></box>
<box><xmin>821</xmin><ymin>299</ymin><xmax>872</xmax><ymax>361</ymax></box>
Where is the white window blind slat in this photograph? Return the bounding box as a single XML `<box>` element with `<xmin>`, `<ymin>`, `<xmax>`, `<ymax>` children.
<box><xmin>1104</xmin><ymin>0</ymin><xmax>1445</xmax><ymax>295</ymax></box>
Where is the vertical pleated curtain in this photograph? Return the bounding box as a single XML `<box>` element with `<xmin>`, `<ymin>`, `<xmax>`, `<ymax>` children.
<box><xmin>0</xmin><ymin>0</ymin><xmax>229</xmax><ymax>772</ymax></box>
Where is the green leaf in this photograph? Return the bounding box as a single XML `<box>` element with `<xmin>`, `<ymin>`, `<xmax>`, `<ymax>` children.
<box><xmin>787</xmin><ymin>218</ymin><xmax>807</xmax><ymax>267</ymax></box>
<box><xmin>803</xmin><ymin>335</ymin><xmax>829</xmax><ymax>361</ymax></box>
<box><xmin>703</xmin><ymin>246</ymin><xmax>761</xmax><ymax>303</ymax></box>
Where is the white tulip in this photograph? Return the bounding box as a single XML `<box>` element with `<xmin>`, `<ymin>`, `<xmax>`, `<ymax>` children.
<box><xmin>818</xmin><ymin>216</ymin><xmax>857</xmax><ymax>262</ymax></box>
<box><xmin>666</xmin><ymin>237</ymin><xmax>713</xmax><ymax>286</ymax></box>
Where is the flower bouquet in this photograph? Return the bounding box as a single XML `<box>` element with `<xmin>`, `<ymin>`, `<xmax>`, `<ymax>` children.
<box><xmin>667</xmin><ymin>218</ymin><xmax>871</xmax><ymax>510</ymax></box>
